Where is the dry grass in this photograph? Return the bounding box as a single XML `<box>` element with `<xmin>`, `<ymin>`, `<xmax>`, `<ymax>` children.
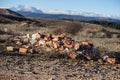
<box><xmin>0</xmin><ymin>23</ymin><xmax>43</xmax><ymax>34</ymax></box>
<box><xmin>0</xmin><ymin>18</ymin><xmax>120</xmax><ymax>53</ymax></box>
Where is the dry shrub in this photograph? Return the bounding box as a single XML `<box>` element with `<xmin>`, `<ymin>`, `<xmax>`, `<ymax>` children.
<box><xmin>52</xmin><ymin>22</ymin><xmax>83</xmax><ymax>35</ymax></box>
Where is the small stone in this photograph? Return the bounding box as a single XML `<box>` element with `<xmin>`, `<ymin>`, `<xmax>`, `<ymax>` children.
<box><xmin>23</xmin><ymin>38</ymin><xmax>29</xmax><ymax>43</ymax></box>
<box><xmin>103</xmin><ymin>55</ymin><xmax>109</xmax><ymax>60</ymax></box>
<box><xmin>6</xmin><ymin>46</ymin><xmax>14</xmax><ymax>51</ymax></box>
<box><xmin>45</xmin><ymin>47</ymin><xmax>52</xmax><ymax>52</ymax></box>
<box><xmin>22</xmin><ymin>45</ymin><xmax>29</xmax><ymax>48</ymax></box>
<box><xmin>48</xmin><ymin>77</ymin><xmax>55</xmax><ymax>80</ymax></box>
<box><xmin>16</xmin><ymin>41</ymin><xmax>22</xmax><ymax>45</ymax></box>
<box><xmin>28</xmin><ymin>49</ymin><xmax>33</xmax><ymax>53</ymax></box>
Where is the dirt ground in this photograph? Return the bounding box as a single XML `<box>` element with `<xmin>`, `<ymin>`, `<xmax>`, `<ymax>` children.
<box><xmin>0</xmin><ymin>52</ymin><xmax>120</xmax><ymax>80</ymax></box>
<box><xmin>0</xmin><ymin>21</ymin><xmax>120</xmax><ymax>80</ymax></box>
<box><xmin>0</xmin><ymin>35</ymin><xmax>120</xmax><ymax>80</ymax></box>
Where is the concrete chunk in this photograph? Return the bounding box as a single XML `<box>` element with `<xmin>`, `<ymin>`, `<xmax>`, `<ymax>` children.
<box><xmin>39</xmin><ymin>40</ymin><xmax>45</xmax><ymax>46</ymax></box>
<box><xmin>30</xmin><ymin>39</ymin><xmax>37</xmax><ymax>45</ymax></box>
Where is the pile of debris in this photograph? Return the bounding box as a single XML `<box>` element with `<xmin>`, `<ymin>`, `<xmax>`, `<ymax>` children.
<box><xmin>6</xmin><ymin>32</ymin><xmax>118</xmax><ymax>64</ymax></box>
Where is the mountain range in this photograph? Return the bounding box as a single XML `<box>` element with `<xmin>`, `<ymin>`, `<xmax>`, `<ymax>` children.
<box><xmin>9</xmin><ymin>5</ymin><xmax>120</xmax><ymax>22</ymax></box>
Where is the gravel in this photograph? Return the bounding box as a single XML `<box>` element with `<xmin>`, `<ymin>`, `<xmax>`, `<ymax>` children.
<box><xmin>0</xmin><ymin>52</ymin><xmax>120</xmax><ymax>80</ymax></box>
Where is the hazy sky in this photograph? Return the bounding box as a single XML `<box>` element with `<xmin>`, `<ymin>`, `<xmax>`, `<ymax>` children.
<box><xmin>0</xmin><ymin>0</ymin><xmax>120</xmax><ymax>16</ymax></box>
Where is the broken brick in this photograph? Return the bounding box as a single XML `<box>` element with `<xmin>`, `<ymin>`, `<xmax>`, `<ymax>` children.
<box><xmin>69</xmin><ymin>52</ymin><xmax>78</xmax><ymax>59</ymax></box>
<box><xmin>19</xmin><ymin>48</ymin><xmax>27</xmax><ymax>53</ymax></box>
<box><xmin>52</xmin><ymin>37</ymin><xmax>59</xmax><ymax>41</ymax></box>
<box><xmin>81</xmin><ymin>41</ymin><xmax>90</xmax><ymax>45</ymax></box>
<box><xmin>84</xmin><ymin>55</ymin><xmax>91</xmax><ymax>60</ymax></box>
<box><xmin>6</xmin><ymin>32</ymin><xmax>101</xmax><ymax>62</ymax></box>
<box><xmin>62</xmin><ymin>39</ymin><xmax>73</xmax><ymax>48</ymax></box>
<box><xmin>74</xmin><ymin>43</ymin><xmax>80</xmax><ymax>50</ymax></box>
<box><xmin>45</xmin><ymin>40</ymin><xmax>53</xmax><ymax>47</ymax></box>
<box><xmin>53</xmin><ymin>41</ymin><xmax>60</xmax><ymax>49</ymax></box>
<box><xmin>36</xmin><ymin>33</ymin><xmax>41</xmax><ymax>39</ymax></box>
<box><xmin>52</xmin><ymin>35</ymin><xmax>59</xmax><ymax>38</ymax></box>
<box><xmin>106</xmin><ymin>58</ymin><xmax>116</xmax><ymax>64</ymax></box>
<box><xmin>59</xmin><ymin>46</ymin><xmax>64</xmax><ymax>51</ymax></box>
<box><xmin>58</xmin><ymin>33</ymin><xmax>66</xmax><ymax>38</ymax></box>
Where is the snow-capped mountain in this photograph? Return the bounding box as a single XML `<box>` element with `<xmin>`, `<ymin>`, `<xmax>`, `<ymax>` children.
<box><xmin>11</xmin><ymin>5</ymin><xmax>43</xmax><ymax>13</ymax></box>
<box><xmin>10</xmin><ymin>5</ymin><xmax>120</xmax><ymax>22</ymax></box>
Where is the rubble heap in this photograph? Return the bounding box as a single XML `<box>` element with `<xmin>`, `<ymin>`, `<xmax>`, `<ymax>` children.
<box><xmin>6</xmin><ymin>32</ymin><xmax>118</xmax><ymax>63</ymax></box>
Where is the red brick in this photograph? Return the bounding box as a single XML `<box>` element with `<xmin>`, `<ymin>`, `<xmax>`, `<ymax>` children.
<box><xmin>19</xmin><ymin>48</ymin><xmax>27</xmax><ymax>53</ymax></box>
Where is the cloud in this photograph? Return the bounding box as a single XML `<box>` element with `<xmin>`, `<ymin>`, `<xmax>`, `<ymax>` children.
<box><xmin>10</xmin><ymin>5</ymin><xmax>120</xmax><ymax>19</ymax></box>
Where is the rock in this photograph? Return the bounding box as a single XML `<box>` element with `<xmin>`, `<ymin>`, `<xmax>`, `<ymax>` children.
<box><xmin>26</xmin><ymin>34</ymin><xmax>30</xmax><ymax>38</ymax></box>
<box><xmin>6</xmin><ymin>46</ymin><xmax>14</xmax><ymax>51</ymax></box>
<box><xmin>112</xmin><ymin>34</ymin><xmax>119</xmax><ymax>38</ymax></box>
<box><xmin>16</xmin><ymin>41</ymin><xmax>22</xmax><ymax>45</ymax></box>
<box><xmin>103</xmin><ymin>55</ymin><xmax>109</xmax><ymax>60</ymax></box>
<box><xmin>22</xmin><ymin>45</ymin><xmax>29</xmax><ymax>49</ymax></box>
<box><xmin>22</xmin><ymin>38</ymin><xmax>29</xmax><ymax>43</ymax></box>
<box><xmin>32</xmin><ymin>34</ymin><xmax>37</xmax><ymax>40</ymax></box>
<box><xmin>30</xmin><ymin>39</ymin><xmax>37</xmax><ymax>45</ymax></box>
<box><xmin>96</xmin><ymin>32</ymin><xmax>106</xmax><ymax>38</ymax></box>
<box><xmin>28</xmin><ymin>49</ymin><xmax>33</xmax><ymax>53</ymax></box>
<box><xmin>45</xmin><ymin>47</ymin><xmax>52</xmax><ymax>52</ymax></box>
<box><xmin>48</xmin><ymin>77</ymin><xmax>55</xmax><ymax>80</ymax></box>
<box><xmin>65</xmin><ymin>48</ymin><xmax>69</xmax><ymax>52</ymax></box>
